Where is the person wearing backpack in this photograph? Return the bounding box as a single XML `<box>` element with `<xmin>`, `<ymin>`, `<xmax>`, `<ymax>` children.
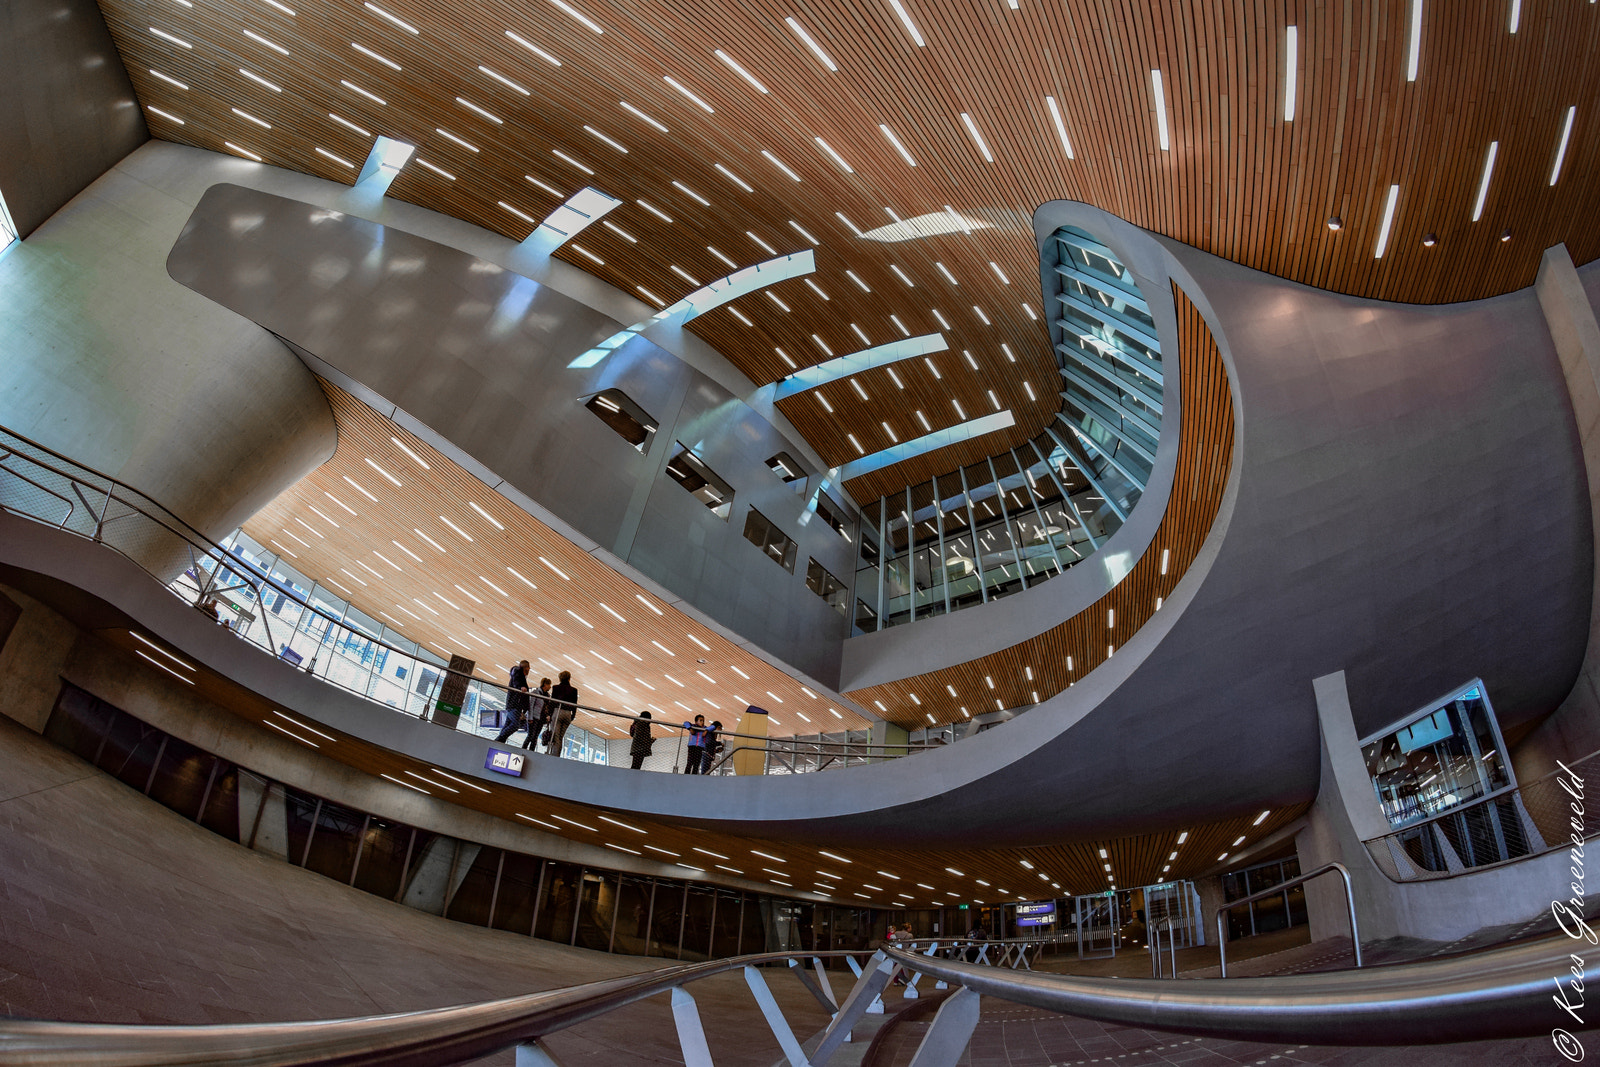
<box><xmin>699</xmin><ymin>720</ymin><xmax>723</xmax><ymax>775</ymax></box>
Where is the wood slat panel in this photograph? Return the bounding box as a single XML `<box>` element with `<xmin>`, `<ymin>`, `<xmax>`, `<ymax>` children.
<box><xmin>846</xmin><ymin>284</ymin><xmax>1233</xmax><ymax>726</ymax></box>
<box><xmin>243</xmin><ymin>380</ymin><xmax>874</xmax><ymax>737</ymax></box>
<box><xmin>92</xmin><ymin>0</ymin><xmax>1600</xmax><ymax>505</ymax></box>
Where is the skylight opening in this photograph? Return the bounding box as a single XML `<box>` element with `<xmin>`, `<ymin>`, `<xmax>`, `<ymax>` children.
<box><xmin>352</xmin><ymin>41</ymin><xmax>398</xmax><ymax>68</ymax></box>
<box><xmin>673</xmin><ymin>181</ymin><xmax>710</xmax><ymax>206</ymax></box>
<box><xmin>714</xmin><ymin>49</ymin><xmax>769</xmax><ymax>92</ymax></box>
<box><xmin>880</xmin><ymin>124</ymin><xmax>917</xmax><ymax>166</ymax></box>
<box><xmin>546</xmin><ymin>0</ymin><xmax>604</xmax><ymax>34</ymax></box>
<box><xmin>1150</xmin><ymin>69</ymin><xmax>1170</xmax><ymax>150</ymax></box>
<box><xmin>959</xmin><ymin>112</ymin><xmax>994</xmax><ymax>161</ymax></box>
<box><xmin>715</xmin><ymin>163</ymin><xmax>753</xmax><ymax>191</ymax></box>
<box><xmin>786</xmin><ymin>17</ymin><xmax>838</xmax><ymax>71</ymax></box>
<box><xmin>1551</xmin><ymin>106</ymin><xmax>1577</xmax><ymax>185</ymax></box>
<box><xmin>664</xmin><ymin>75</ymin><xmax>715</xmax><ymax>113</ymax></box>
<box><xmin>1045</xmin><ymin>95</ymin><xmax>1075</xmax><ymax>159</ymax></box>
<box><xmin>505</xmin><ymin>30</ymin><xmax>561</xmax><ymax>66</ymax></box>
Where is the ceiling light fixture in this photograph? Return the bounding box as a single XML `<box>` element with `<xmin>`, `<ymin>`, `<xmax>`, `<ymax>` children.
<box><xmin>714</xmin><ymin>163</ymin><xmax>753</xmax><ymax>191</ymax></box>
<box><xmin>785</xmin><ymin>17</ymin><xmax>838</xmax><ymax>71</ymax></box>
<box><xmin>714</xmin><ymin>49</ymin><xmax>770</xmax><ymax>93</ymax></box>
<box><xmin>363</xmin><ymin>1</ymin><xmax>418</xmax><ymax>32</ymax></box>
<box><xmin>1551</xmin><ymin>106</ymin><xmax>1577</xmax><ymax>186</ymax></box>
<box><xmin>1472</xmin><ymin>141</ymin><xmax>1498</xmax><ymax>222</ymax></box>
<box><xmin>1374</xmin><ymin>184</ymin><xmax>1399</xmax><ymax>258</ymax></box>
<box><xmin>505</xmin><ymin>30</ymin><xmax>561</xmax><ymax>66</ymax></box>
<box><xmin>879</xmin><ymin>124</ymin><xmax>917</xmax><ymax>166</ymax></box>
<box><xmin>1150</xmin><ymin>69</ymin><xmax>1170</xmax><ymax>150</ymax></box>
<box><xmin>959</xmin><ymin>112</ymin><xmax>994</xmax><ymax>161</ymax></box>
<box><xmin>664</xmin><ymin>75</ymin><xmax>715</xmax><ymax>113</ymax></box>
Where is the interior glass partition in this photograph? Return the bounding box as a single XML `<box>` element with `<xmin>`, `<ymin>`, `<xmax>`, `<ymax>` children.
<box><xmin>1361</xmin><ymin>680</ymin><xmax>1512</xmax><ymax>830</ymax></box>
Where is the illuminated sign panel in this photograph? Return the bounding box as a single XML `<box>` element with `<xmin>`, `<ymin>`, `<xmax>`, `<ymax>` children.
<box><xmin>485</xmin><ymin>749</ymin><xmax>527</xmax><ymax>777</ymax></box>
<box><xmin>1016</xmin><ymin>900</ymin><xmax>1056</xmax><ymax>927</ymax></box>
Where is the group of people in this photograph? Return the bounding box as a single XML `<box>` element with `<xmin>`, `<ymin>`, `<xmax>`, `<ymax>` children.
<box><xmin>493</xmin><ymin>663</ymin><xmax>726</xmax><ymax>774</ymax></box>
<box><xmin>493</xmin><ymin>661</ymin><xmax>579</xmax><ymax>756</ymax></box>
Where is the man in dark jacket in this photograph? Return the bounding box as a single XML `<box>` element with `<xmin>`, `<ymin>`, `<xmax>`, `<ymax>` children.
<box><xmin>494</xmin><ymin>660</ymin><xmax>532</xmax><ymax>743</ymax></box>
<box><xmin>629</xmin><ymin>709</ymin><xmax>654</xmax><ymax>769</ymax></box>
<box><xmin>547</xmin><ymin>670</ymin><xmax>579</xmax><ymax>756</ymax></box>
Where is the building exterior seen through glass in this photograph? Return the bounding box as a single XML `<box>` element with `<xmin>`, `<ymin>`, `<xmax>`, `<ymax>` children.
<box><xmin>1362</xmin><ymin>681</ymin><xmax>1511</xmax><ymax>830</ymax></box>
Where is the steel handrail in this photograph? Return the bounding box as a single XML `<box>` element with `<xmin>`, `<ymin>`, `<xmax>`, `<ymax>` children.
<box><xmin>1150</xmin><ymin>917</ymin><xmax>1177</xmax><ymax>978</ymax></box>
<box><xmin>884</xmin><ymin>934</ymin><xmax>1596</xmax><ymax>1045</ymax></box>
<box><xmin>0</xmin><ymin>424</ymin><xmax>945</xmax><ymax>768</ymax></box>
<box><xmin>1215</xmin><ymin>862</ymin><xmax>1359</xmax><ymax>977</ymax></box>
<box><xmin>0</xmin><ymin>950</ymin><xmax>862</xmax><ymax>1067</ymax></box>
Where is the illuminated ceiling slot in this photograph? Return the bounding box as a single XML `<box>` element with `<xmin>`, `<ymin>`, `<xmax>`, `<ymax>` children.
<box><xmin>537</xmin><ymin>186</ymin><xmax>623</xmax><ymax>243</ymax></box>
<box><xmin>772</xmin><ymin>333</ymin><xmax>948</xmax><ymax>399</ymax></box>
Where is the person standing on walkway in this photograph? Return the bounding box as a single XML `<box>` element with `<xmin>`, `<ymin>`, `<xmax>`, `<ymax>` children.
<box><xmin>699</xmin><ymin>720</ymin><xmax>722</xmax><ymax>775</ymax></box>
<box><xmin>681</xmin><ymin>714</ymin><xmax>708</xmax><ymax>773</ymax></box>
<box><xmin>523</xmin><ymin>677</ymin><xmax>552</xmax><ymax>750</ymax></box>
<box><xmin>629</xmin><ymin>709</ymin><xmax>654</xmax><ymax>769</ymax></box>
<box><xmin>494</xmin><ymin>660</ymin><xmax>532</xmax><ymax>744</ymax></box>
<box><xmin>547</xmin><ymin>670</ymin><xmax>579</xmax><ymax>756</ymax></box>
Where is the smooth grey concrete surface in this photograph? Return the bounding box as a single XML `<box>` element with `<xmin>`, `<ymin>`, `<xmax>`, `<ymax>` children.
<box><xmin>0</xmin><ymin>712</ymin><xmax>836</xmax><ymax>1065</ymax></box>
<box><xmin>837</xmin><ymin>202</ymin><xmax>1185</xmax><ymax>692</ymax></box>
<box><xmin>0</xmin><ymin>153</ymin><xmax>337</xmax><ymax>540</ymax></box>
<box><xmin>167</xmin><ymin>179</ymin><xmax>854</xmax><ymax>687</ymax></box>
<box><xmin>1512</xmin><ymin>250</ymin><xmax>1600</xmax><ymax>783</ymax></box>
<box><xmin>0</xmin><ymin>0</ymin><xmax>146</xmax><ymax>238</ymax></box>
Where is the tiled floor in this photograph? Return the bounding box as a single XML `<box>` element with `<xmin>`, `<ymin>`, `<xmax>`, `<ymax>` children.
<box><xmin>869</xmin><ymin>999</ymin><xmax>1556</xmax><ymax>1067</ymax></box>
<box><xmin>0</xmin><ymin>714</ymin><xmax>834</xmax><ymax>1065</ymax></box>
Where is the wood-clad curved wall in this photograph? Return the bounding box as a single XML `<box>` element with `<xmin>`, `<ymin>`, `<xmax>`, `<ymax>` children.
<box><xmin>91</xmin><ymin>0</ymin><xmax>1600</xmax><ymax>492</ymax></box>
<box><xmin>844</xmin><ymin>285</ymin><xmax>1233</xmax><ymax>726</ymax></box>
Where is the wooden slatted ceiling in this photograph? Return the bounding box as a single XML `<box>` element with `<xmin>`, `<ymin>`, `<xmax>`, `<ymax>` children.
<box><xmin>96</xmin><ymin>626</ymin><xmax>1308</xmax><ymax>904</ymax></box>
<box><xmin>93</xmin><ymin>0</ymin><xmax>1600</xmax><ymax>503</ymax></box>
<box><xmin>846</xmin><ymin>284</ymin><xmax>1232</xmax><ymax>726</ymax></box>
<box><xmin>242</xmin><ymin>380</ymin><xmax>874</xmax><ymax>737</ymax></box>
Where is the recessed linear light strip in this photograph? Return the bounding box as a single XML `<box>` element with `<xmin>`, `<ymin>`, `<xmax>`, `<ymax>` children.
<box><xmin>1373</xmin><ymin>184</ymin><xmax>1400</xmax><ymax>259</ymax></box>
<box><xmin>245</xmin><ymin>29</ymin><xmax>290</xmax><ymax>54</ymax></box>
<box><xmin>715</xmin><ymin>49</ymin><xmax>768</xmax><ymax>93</ymax></box>
<box><xmin>1551</xmin><ymin>106</ymin><xmax>1577</xmax><ymax>186</ymax></box>
<box><xmin>363</xmin><ymin>1</ymin><xmax>418</xmax><ymax>33</ymax></box>
<box><xmin>546</xmin><ymin>0</ymin><xmax>603</xmax><ymax>34</ymax></box>
<box><xmin>1471</xmin><ymin>140</ymin><xmax>1498</xmax><ymax>222</ymax></box>
<box><xmin>1406</xmin><ymin>0</ymin><xmax>1424</xmax><ymax>82</ymax></box>
<box><xmin>664</xmin><ymin>75</ymin><xmax>714</xmax><ymax>113</ymax></box>
<box><xmin>352</xmin><ymin>41</ymin><xmax>399</xmax><ymax>69</ymax></box>
<box><xmin>959</xmin><ymin>112</ymin><xmax>993</xmax><ymax>162</ymax></box>
<box><xmin>1044</xmin><ymin>95</ymin><xmax>1075</xmax><ymax>159</ymax></box>
<box><xmin>1284</xmin><ymin>26</ymin><xmax>1298</xmax><ymax>121</ymax></box>
<box><xmin>786</xmin><ymin>17</ymin><xmax>837</xmax><ymax>71</ymax></box>
<box><xmin>880</xmin><ymin>124</ymin><xmax>917</xmax><ymax>166</ymax></box>
<box><xmin>1150</xmin><ymin>69</ymin><xmax>1170</xmax><ymax>150</ymax></box>
<box><xmin>505</xmin><ymin>30</ymin><xmax>561</xmax><ymax>66</ymax></box>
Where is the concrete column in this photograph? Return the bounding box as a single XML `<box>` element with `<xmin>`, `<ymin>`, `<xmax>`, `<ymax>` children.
<box><xmin>401</xmin><ymin>836</ymin><xmax>481</xmax><ymax>915</ymax></box>
<box><xmin>1517</xmin><ymin>246</ymin><xmax>1600</xmax><ymax>780</ymax></box>
<box><xmin>240</xmin><ymin>777</ymin><xmax>290</xmax><ymax>859</ymax></box>
<box><xmin>0</xmin><ymin>587</ymin><xmax>79</xmax><ymax>733</ymax></box>
<box><xmin>869</xmin><ymin>720</ymin><xmax>909</xmax><ymax>761</ymax></box>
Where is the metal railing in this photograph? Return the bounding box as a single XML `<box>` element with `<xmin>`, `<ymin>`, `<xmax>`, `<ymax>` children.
<box><xmin>1150</xmin><ymin>918</ymin><xmax>1178</xmax><ymax>978</ymax></box>
<box><xmin>1363</xmin><ymin>749</ymin><xmax>1600</xmax><ymax>882</ymax></box>
<box><xmin>2</xmin><ymin>931</ymin><xmax>1590</xmax><ymax>1065</ymax></box>
<box><xmin>0</xmin><ymin>424</ymin><xmax>938</xmax><ymax>776</ymax></box>
<box><xmin>1216</xmin><ymin>863</ymin><xmax>1359</xmax><ymax>978</ymax></box>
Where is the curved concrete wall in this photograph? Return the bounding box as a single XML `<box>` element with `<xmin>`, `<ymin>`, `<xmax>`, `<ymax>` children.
<box><xmin>0</xmin><ymin>153</ymin><xmax>336</xmax><ymax>540</ymax></box>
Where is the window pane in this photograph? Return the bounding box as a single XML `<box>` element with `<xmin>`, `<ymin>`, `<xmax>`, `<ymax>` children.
<box><xmin>585</xmin><ymin>389</ymin><xmax>658</xmax><ymax>452</ymax></box>
<box><xmin>665</xmin><ymin>444</ymin><xmax>734</xmax><ymax>518</ymax></box>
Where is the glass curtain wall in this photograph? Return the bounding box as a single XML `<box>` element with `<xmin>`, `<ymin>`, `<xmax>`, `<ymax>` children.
<box><xmin>852</xmin><ymin>226</ymin><xmax>1162</xmax><ymax>633</ymax></box>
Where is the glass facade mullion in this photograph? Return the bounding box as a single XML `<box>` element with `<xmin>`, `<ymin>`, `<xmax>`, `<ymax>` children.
<box><xmin>957</xmin><ymin>465</ymin><xmax>988</xmax><ymax>604</ymax></box>
<box><xmin>1016</xmin><ymin>448</ymin><xmax>1066</xmax><ymax>578</ymax></box>
<box><xmin>987</xmin><ymin>456</ymin><xmax>1027</xmax><ymax>595</ymax></box>
<box><xmin>904</xmin><ymin>486</ymin><xmax>917</xmax><ymax>624</ymax></box>
<box><xmin>932</xmin><ymin>473</ymin><xmax>951</xmax><ymax>614</ymax></box>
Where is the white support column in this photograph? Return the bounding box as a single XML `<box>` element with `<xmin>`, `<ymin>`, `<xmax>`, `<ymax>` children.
<box><xmin>515</xmin><ymin>1039</ymin><xmax>569</xmax><ymax>1066</ymax></box>
<box><xmin>743</xmin><ymin>966</ymin><xmax>808</xmax><ymax>1067</ymax></box>
<box><xmin>671</xmin><ymin>986</ymin><xmax>715</xmax><ymax>1067</ymax></box>
<box><xmin>907</xmin><ymin>986</ymin><xmax>982</xmax><ymax>1067</ymax></box>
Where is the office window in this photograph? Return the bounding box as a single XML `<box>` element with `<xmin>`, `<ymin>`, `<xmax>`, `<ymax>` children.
<box><xmin>584</xmin><ymin>389</ymin><xmax>657</xmax><ymax>453</ymax></box>
<box><xmin>665</xmin><ymin>444</ymin><xmax>734</xmax><ymax>518</ymax></box>
<box><xmin>812</xmin><ymin>491</ymin><xmax>853</xmax><ymax>542</ymax></box>
<box><xmin>743</xmin><ymin>509</ymin><xmax>797</xmax><ymax>572</ymax></box>
<box><xmin>766</xmin><ymin>452</ymin><xmax>808</xmax><ymax>491</ymax></box>
<box><xmin>806</xmin><ymin>558</ymin><xmax>848</xmax><ymax>615</ymax></box>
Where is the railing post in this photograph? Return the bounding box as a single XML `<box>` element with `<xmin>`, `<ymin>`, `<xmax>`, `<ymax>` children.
<box><xmin>515</xmin><ymin>1039</ymin><xmax>570</xmax><ymax>1065</ymax></box>
<box><xmin>811</xmin><ymin>952</ymin><xmax>894</xmax><ymax>1067</ymax></box>
<box><xmin>743</xmin><ymin>965</ymin><xmax>808</xmax><ymax>1067</ymax></box>
<box><xmin>906</xmin><ymin>985</ymin><xmax>981</xmax><ymax>1067</ymax></box>
<box><xmin>670</xmin><ymin>986</ymin><xmax>715</xmax><ymax>1067</ymax></box>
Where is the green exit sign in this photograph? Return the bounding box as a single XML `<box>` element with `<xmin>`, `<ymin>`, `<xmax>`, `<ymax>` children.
<box><xmin>957</xmin><ymin>904</ymin><xmax>969</xmax><ymax>910</ymax></box>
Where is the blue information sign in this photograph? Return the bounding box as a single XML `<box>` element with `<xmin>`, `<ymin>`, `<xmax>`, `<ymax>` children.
<box><xmin>485</xmin><ymin>749</ymin><xmax>527</xmax><ymax>777</ymax></box>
